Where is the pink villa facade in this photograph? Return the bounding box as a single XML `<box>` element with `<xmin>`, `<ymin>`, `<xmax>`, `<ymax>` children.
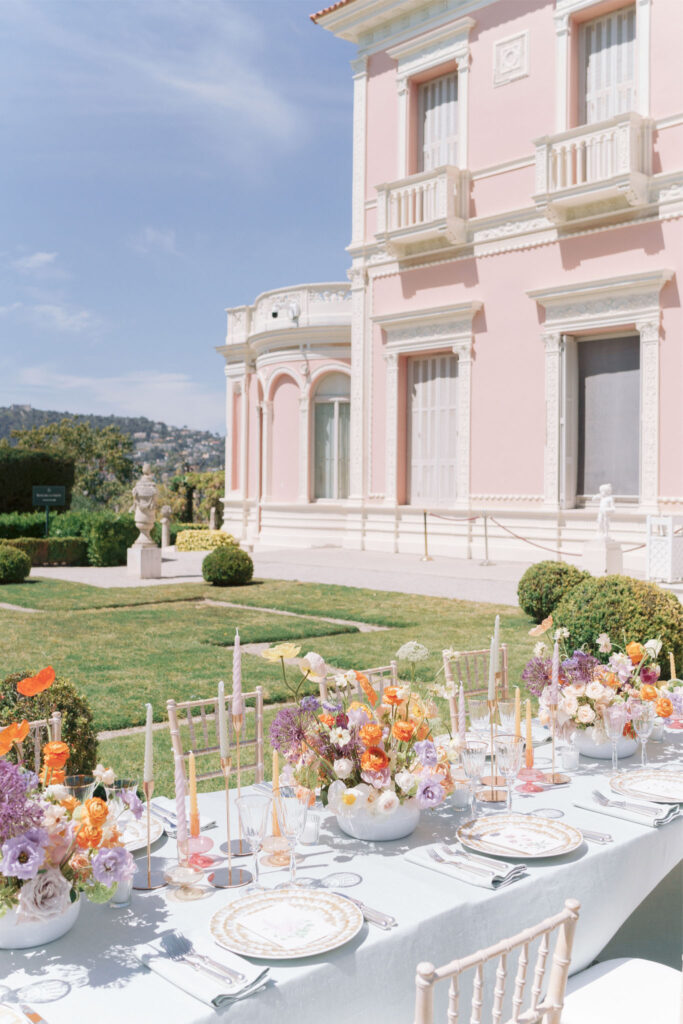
<box><xmin>217</xmin><ymin>0</ymin><xmax>683</xmax><ymax>569</ymax></box>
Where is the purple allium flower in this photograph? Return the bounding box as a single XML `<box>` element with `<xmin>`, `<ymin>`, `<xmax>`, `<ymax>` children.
<box><xmin>414</xmin><ymin>740</ymin><xmax>437</xmax><ymax>767</ymax></box>
<box><xmin>640</xmin><ymin>664</ymin><xmax>661</xmax><ymax>686</ymax></box>
<box><xmin>562</xmin><ymin>651</ymin><xmax>600</xmax><ymax>687</ymax></box>
<box><xmin>300</xmin><ymin>696</ymin><xmax>320</xmax><ymax>712</ymax></box>
<box><xmin>121</xmin><ymin>789</ymin><xmax>143</xmax><ymax>820</ymax></box>
<box><xmin>92</xmin><ymin>846</ymin><xmax>135</xmax><ymax>885</ymax></box>
<box><xmin>269</xmin><ymin>706</ymin><xmax>309</xmax><ymax>755</ymax></box>
<box><xmin>0</xmin><ymin>762</ymin><xmax>43</xmax><ymax>846</ymax></box>
<box><xmin>416</xmin><ymin>777</ymin><xmax>444</xmax><ymax>809</ymax></box>
<box><xmin>521</xmin><ymin>657</ymin><xmax>552</xmax><ymax>697</ymax></box>
<box><xmin>0</xmin><ymin>828</ymin><xmax>48</xmax><ymax>880</ymax></box>
<box><xmin>322</xmin><ymin>701</ymin><xmax>342</xmax><ymax>714</ymax></box>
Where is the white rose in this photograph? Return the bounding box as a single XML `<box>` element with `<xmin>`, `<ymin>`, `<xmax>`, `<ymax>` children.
<box><xmin>644</xmin><ymin>639</ymin><xmax>662</xmax><ymax>659</ymax></box>
<box><xmin>18</xmin><ymin>868</ymin><xmax>72</xmax><ymax>922</ymax></box>
<box><xmin>333</xmin><ymin>757</ymin><xmax>354</xmax><ymax>780</ymax></box>
<box><xmin>577</xmin><ymin>705</ymin><xmax>596</xmax><ymax>725</ymax></box>
<box><xmin>586</xmin><ymin>681</ymin><xmax>605</xmax><ymax>701</ymax></box>
<box><xmin>561</xmin><ymin>694</ymin><xmax>578</xmax><ymax>716</ymax></box>
<box><xmin>376</xmin><ymin>790</ymin><xmax>399</xmax><ymax>815</ymax></box>
<box><xmin>43</xmin><ymin>784</ymin><xmax>68</xmax><ymax>802</ymax></box>
<box><xmin>597</xmin><ymin>633</ymin><xmax>612</xmax><ymax>654</ymax></box>
<box><xmin>300</xmin><ymin>652</ymin><xmax>326</xmax><ymax>681</ymax></box>
<box><xmin>568</xmin><ymin>682</ymin><xmax>586</xmax><ymax>698</ymax></box>
<box><xmin>395</xmin><ymin>769</ymin><xmax>417</xmax><ymax>794</ymax></box>
<box><xmin>533</xmin><ymin>641</ymin><xmax>547</xmax><ymax>658</ymax></box>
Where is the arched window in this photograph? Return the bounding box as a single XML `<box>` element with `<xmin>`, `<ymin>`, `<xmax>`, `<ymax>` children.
<box><xmin>313</xmin><ymin>372</ymin><xmax>350</xmax><ymax>500</ymax></box>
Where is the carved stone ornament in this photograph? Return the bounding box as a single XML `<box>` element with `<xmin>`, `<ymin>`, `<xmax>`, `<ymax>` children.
<box><xmin>131</xmin><ymin>463</ymin><xmax>158</xmax><ymax>547</ymax></box>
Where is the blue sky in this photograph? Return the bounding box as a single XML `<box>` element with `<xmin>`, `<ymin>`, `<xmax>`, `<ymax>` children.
<box><xmin>0</xmin><ymin>0</ymin><xmax>354</xmax><ymax>432</ymax></box>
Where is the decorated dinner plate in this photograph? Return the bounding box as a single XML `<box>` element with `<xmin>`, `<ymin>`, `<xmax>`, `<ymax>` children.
<box><xmin>610</xmin><ymin>769</ymin><xmax>683</xmax><ymax>804</ymax></box>
<box><xmin>123</xmin><ymin>816</ymin><xmax>164</xmax><ymax>852</ymax></box>
<box><xmin>0</xmin><ymin>1007</ymin><xmax>24</xmax><ymax>1024</ymax></box>
<box><xmin>209</xmin><ymin>888</ymin><xmax>364</xmax><ymax>960</ymax></box>
<box><xmin>457</xmin><ymin>813</ymin><xmax>583</xmax><ymax>860</ymax></box>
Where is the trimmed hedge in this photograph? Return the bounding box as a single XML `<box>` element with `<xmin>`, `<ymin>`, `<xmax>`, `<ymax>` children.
<box><xmin>0</xmin><ymin>545</ymin><xmax>31</xmax><ymax>583</ymax></box>
<box><xmin>554</xmin><ymin>574</ymin><xmax>683</xmax><ymax>680</ymax></box>
<box><xmin>202</xmin><ymin>545</ymin><xmax>253</xmax><ymax>586</ymax></box>
<box><xmin>0</xmin><ymin>511</ymin><xmax>50</xmax><ymax>539</ymax></box>
<box><xmin>177</xmin><ymin>529</ymin><xmax>237</xmax><ymax>552</ymax></box>
<box><xmin>1</xmin><ymin>537</ymin><xmax>87</xmax><ymax>566</ymax></box>
<box><xmin>0</xmin><ymin>449</ymin><xmax>74</xmax><ymax>513</ymax></box>
<box><xmin>517</xmin><ymin>560</ymin><xmax>591</xmax><ymax>622</ymax></box>
<box><xmin>50</xmin><ymin>511</ymin><xmax>138</xmax><ymax>566</ymax></box>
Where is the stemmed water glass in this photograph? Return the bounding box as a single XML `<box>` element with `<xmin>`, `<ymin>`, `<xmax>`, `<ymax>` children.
<box><xmin>603</xmin><ymin>703</ymin><xmax>629</xmax><ymax>773</ymax></box>
<box><xmin>497</xmin><ymin>701</ymin><xmax>516</xmax><ymax>734</ymax></box>
<box><xmin>274</xmin><ymin>786</ymin><xmax>310</xmax><ymax>888</ymax></box>
<box><xmin>460</xmin><ymin>740</ymin><xmax>488</xmax><ymax>818</ymax></box>
<box><xmin>631</xmin><ymin>702</ymin><xmax>656</xmax><ymax>767</ymax></box>
<box><xmin>236</xmin><ymin>795</ymin><xmax>272</xmax><ymax>892</ymax></box>
<box><xmin>467</xmin><ymin>700</ymin><xmax>490</xmax><ymax>739</ymax></box>
<box><xmin>493</xmin><ymin>734</ymin><xmax>524</xmax><ymax>813</ymax></box>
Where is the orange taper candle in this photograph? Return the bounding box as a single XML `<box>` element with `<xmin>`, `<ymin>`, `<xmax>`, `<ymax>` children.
<box><xmin>525</xmin><ymin>699</ymin><xmax>534</xmax><ymax>768</ymax></box>
<box><xmin>188</xmin><ymin>751</ymin><xmax>199</xmax><ymax>837</ymax></box>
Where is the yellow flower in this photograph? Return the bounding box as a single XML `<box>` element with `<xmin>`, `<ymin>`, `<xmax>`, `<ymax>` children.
<box><xmin>261</xmin><ymin>643</ymin><xmax>302</xmax><ymax>662</ymax></box>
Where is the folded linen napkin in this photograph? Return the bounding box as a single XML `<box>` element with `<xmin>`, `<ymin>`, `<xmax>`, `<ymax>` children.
<box><xmin>151</xmin><ymin>797</ymin><xmax>216</xmax><ymax>833</ymax></box>
<box><xmin>573</xmin><ymin>798</ymin><xmax>679</xmax><ymax>828</ymax></box>
<box><xmin>405</xmin><ymin>844</ymin><xmax>528</xmax><ymax>890</ymax></box>
<box><xmin>133</xmin><ymin>936</ymin><xmax>269</xmax><ymax>1007</ymax></box>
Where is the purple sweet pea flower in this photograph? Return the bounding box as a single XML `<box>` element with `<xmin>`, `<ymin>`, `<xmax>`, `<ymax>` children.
<box><xmin>300</xmin><ymin>696</ymin><xmax>320</xmax><ymax>712</ymax></box>
<box><xmin>121</xmin><ymin>789</ymin><xmax>143</xmax><ymax>820</ymax></box>
<box><xmin>640</xmin><ymin>664</ymin><xmax>661</xmax><ymax>686</ymax></box>
<box><xmin>0</xmin><ymin>827</ymin><xmax>48</xmax><ymax>880</ymax></box>
<box><xmin>92</xmin><ymin>846</ymin><xmax>136</xmax><ymax>885</ymax></box>
<box><xmin>416</xmin><ymin>777</ymin><xmax>444</xmax><ymax>809</ymax></box>
<box><xmin>414</xmin><ymin>740</ymin><xmax>437</xmax><ymax>767</ymax></box>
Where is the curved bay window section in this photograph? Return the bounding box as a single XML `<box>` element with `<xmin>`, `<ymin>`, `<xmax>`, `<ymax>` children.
<box><xmin>313</xmin><ymin>372</ymin><xmax>350</xmax><ymax>500</ymax></box>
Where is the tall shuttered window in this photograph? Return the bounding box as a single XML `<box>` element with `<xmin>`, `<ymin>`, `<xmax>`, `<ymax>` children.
<box><xmin>313</xmin><ymin>373</ymin><xmax>350</xmax><ymax>500</ymax></box>
<box><xmin>417</xmin><ymin>73</ymin><xmax>458</xmax><ymax>172</ymax></box>
<box><xmin>407</xmin><ymin>354</ymin><xmax>458</xmax><ymax>506</ymax></box>
<box><xmin>580</xmin><ymin>7</ymin><xmax>636</xmax><ymax>124</ymax></box>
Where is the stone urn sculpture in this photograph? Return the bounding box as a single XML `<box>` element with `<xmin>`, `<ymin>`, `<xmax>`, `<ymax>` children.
<box><xmin>127</xmin><ymin>463</ymin><xmax>161</xmax><ymax>577</ymax></box>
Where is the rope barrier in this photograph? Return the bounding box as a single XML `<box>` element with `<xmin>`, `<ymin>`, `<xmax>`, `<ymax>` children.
<box><xmin>428</xmin><ymin>512</ymin><xmax>480</xmax><ymax>523</ymax></box>
<box><xmin>487</xmin><ymin>516</ymin><xmax>583</xmax><ymax>558</ymax></box>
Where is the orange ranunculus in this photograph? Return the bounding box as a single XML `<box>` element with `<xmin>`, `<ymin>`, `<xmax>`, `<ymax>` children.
<box><xmin>0</xmin><ymin>720</ymin><xmax>30</xmax><ymax>755</ymax></box>
<box><xmin>17</xmin><ymin>666</ymin><xmax>55</xmax><ymax>697</ymax></box>
<box><xmin>656</xmin><ymin>696</ymin><xmax>673</xmax><ymax>719</ymax></box>
<box><xmin>60</xmin><ymin>796</ymin><xmax>79</xmax><ymax>813</ymax></box>
<box><xmin>76</xmin><ymin>823</ymin><xmax>102</xmax><ymax>849</ymax></box>
<box><xmin>318</xmin><ymin>713</ymin><xmax>335</xmax><ymax>729</ymax></box>
<box><xmin>382</xmin><ymin>686</ymin><xmax>405</xmax><ymax>706</ymax></box>
<box><xmin>359</xmin><ymin>723</ymin><xmax>383</xmax><ymax>747</ymax></box>
<box><xmin>416</xmin><ymin>722</ymin><xmax>431</xmax><ymax>740</ymax></box>
<box><xmin>392</xmin><ymin>720</ymin><xmax>415</xmax><ymax>742</ymax></box>
<box><xmin>42</xmin><ymin>740</ymin><xmax>70</xmax><ymax>769</ymax></box>
<box><xmin>640</xmin><ymin>684</ymin><xmax>658</xmax><ymax>702</ymax></box>
<box><xmin>40</xmin><ymin>766</ymin><xmax>65</xmax><ymax>786</ymax></box>
<box><xmin>626</xmin><ymin>642</ymin><xmax>645</xmax><ymax>666</ymax></box>
<box><xmin>356</xmin><ymin>673</ymin><xmax>378</xmax><ymax>708</ymax></box>
<box><xmin>360</xmin><ymin>746</ymin><xmax>389</xmax><ymax>774</ymax></box>
<box><xmin>85</xmin><ymin>797</ymin><xmax>109</xmax><ymax>828</ymax></box>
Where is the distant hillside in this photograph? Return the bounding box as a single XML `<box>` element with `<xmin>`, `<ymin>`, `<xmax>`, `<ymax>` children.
<box><xmin>0</xmin><ymin>405</ymin><xmax>224</xmax><ymax>474</ymax></box>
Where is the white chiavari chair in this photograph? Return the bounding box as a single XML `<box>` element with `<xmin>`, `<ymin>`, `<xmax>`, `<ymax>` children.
<box><xmin>319</xmin><ymin>661</ymin><xmax>398</xmax><ymax>703</ymax></box>
<box><xmin>17</xmin><ymin>711</ymin><xmax>62</xmax><ymax>775</ymax></box>
<box><xmin>442</xmin><ymin>646</ymin><xmax>509</xmax><ymax>733</ymax></box>
<box><xmin>413</xmin><ymin>898</ymin><xmax>580</xmax><ymax>1024</ymax></box>
<box><xmin>166</xmin><ymin>688</ymin><xmax>264</xmax><ymax>786</ymax></box>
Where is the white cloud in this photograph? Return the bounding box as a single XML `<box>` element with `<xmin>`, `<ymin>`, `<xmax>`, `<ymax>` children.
<box><xmin>0</xmin><ymin>302</ymin><xmax>22</xmax><ymax>316</ymax></box>
<box><xmin>12</xmin><ymin>251</ymin><xmax>58</xmax><ymax>272</ymax></box>
<box><xmin>0</xmin><ymin>300</ymin><xmax>100</xmax><ymax>334</ymax></box>
<box><xmin>131</xmin><ymin>227</ymin><xmax>178</xmax><ymax>256</ymax></box>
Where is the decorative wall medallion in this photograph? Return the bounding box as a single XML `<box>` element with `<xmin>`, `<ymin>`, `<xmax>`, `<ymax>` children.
<box><xmin>493</xmin><ymin>31</ymin><xmax>529</xmax><ymax>87</ymax></box>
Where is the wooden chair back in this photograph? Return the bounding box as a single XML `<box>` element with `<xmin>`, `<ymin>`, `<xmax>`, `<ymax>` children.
<box><xmin>17</xmin><ymin>712</ymin><xmax>62</xmax><ymax>775</ymax></box>
<box><xmin>166</xmin><ymin>687</ymin><xmax>264</xmax><ymax>785</ymax></box>
<box><xmin>413</xmin><ymin>898</ymin><xmax>580</xmax><ymax>1024</ymax></box>
<box><xmin>443</xmin><ymin>646</ymin><xmax>509</xmax><ymax>733</ymax></box>
<box><xmin>319</xmin><ymin>661</ymin><xmax>398</xmax><ymax>703</ymax></box>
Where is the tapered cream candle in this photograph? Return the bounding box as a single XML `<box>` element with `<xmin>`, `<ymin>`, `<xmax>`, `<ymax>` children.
<box><xmin>488</xmin><ymin>615</ymin><xmax>500</xmax><ymax>700</ymax></box>
<box><xmin>458</xmin><ymin>683</ymin><xmax>466</xmax><ymax>746</ymax></box>
<box><xmin>272</xmin><ymin>750</ymin><xmax>280</xmax><ymax>836</ymax></box>
<box><xmin>232</xmin><ymin>629</ymin><xmax>245</xmax><ymax>720</ymax></box>
<box><xmin>514</xmin><ymin>686</ymin><xmax>521</xmax><ymax>739</ymax></box>
<box><xmin>670</xmin><ymin>652</ymin><xmax>677</xmax><ymax>679</ymax></box>
<box><xmin>188</xmin><ymin>751</ymin><xmax>199</xmax><ymax>837</ymax></box>
<box><xmin>525</xmin><ymin>699</ymin><xmax>534</xmax><ymax>768</ymax></box>
<box><xmin>143</xmin><ymin>703</ymin><xmax>154</xmax><ymax>783</ymax></box>
<box><xmin>218</xmin><ymin>679</ymin><xmax>228</xmax><ymax>759</ymax></box>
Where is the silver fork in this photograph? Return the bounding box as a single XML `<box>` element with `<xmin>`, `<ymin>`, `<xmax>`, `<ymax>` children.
<box><xmin>428</xmin><ymin>847</ymin><xmax>494</xmax><ymax>878</ymax></box>
<box><xmin>592</xmin><ymin>789</ymin><xmax>658</xmax><ymax>817</ymax></box>
<box><xmin>161</xmin><ymin>931</ymin><xmax>247</xmax><ymax>985</ymax></box>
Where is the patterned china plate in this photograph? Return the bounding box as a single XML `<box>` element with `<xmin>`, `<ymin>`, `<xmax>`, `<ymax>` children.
<box><xmin>123</xmin><ymin>816</ymin><xmax>164</xmax><ymax>852</ymax></box>
<box><xmin>210</xmin><ymin>889</ymin><xmax>364</xmax><ymax>960</ymax></box>
<box><xmin>610</xmin><ymin>769</ymin><xmax>683</xmax><ymax>804</ymax></box>
<box><xmin>0</xmin><ymin>1006</ymin><xmax>24</xmax><ymax>1024</ymax></box>
<box><xmin>457</xmin><ymin>814</ymin><xmax>583</xmax><ymax>859</ymax></box>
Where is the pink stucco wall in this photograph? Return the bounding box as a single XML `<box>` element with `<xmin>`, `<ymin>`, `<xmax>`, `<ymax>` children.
<box><xmin>270</xmin><ymin>375</ymin><xmax>300</xmax><ymax>502</ymax></box>
<box><xmin>366</xmin><ymin>52</ymin><xmax>399</xmax><ymax>196</ymax></box>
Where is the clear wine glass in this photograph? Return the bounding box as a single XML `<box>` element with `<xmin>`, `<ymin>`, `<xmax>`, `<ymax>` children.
<box><xmin>467</xmin><ymin>700</ymin><xmax>490</xmax><ymax>739</ymax></box>
<box><xmin>460</xmin><ymin>740</ymin><xmax>488</xmax><ymax>818</ymax></box>
<box><xmin>274</xmin><ymin>786</ymin><xmax>310</xmax><ymax>888</ymax></box>
<box><xmin>631</xmin><ymin>702</ymin><xmax>656</xmax><ymax>767</ymax></box>
<box><xmin>236</xmin><ymin>795</ymin><xmax>272</xmax><ymax>892</ymax></box>
<box><xmin>603</xmin><ymin>704</ymin><xmax>629</xmax><ymax>773</ymax></box>
<box><xmin>497</xmin><ymin>701</ymin><xmax>516</xmax><ymax>733</ymax></box>
<box><xmin>493</xmin><ymin>733</ymin><xmax>524</xmax><ymax>813</ymax></box>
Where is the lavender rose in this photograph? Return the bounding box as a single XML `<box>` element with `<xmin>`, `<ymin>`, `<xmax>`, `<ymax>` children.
<box><xmin>18</xmin><ymin>867</ymin><xmax>73</xmax><ymax>922</ymax></box>
<box><xmin>416</xmin><ymin>777</ymin><xmax>444</xmax><ymax>809</ymax></box>
<box><xmin>0</xmin><ymin>828</ymin><xmax>48</xmax><ymax>880</ymax></box>
<box><xmin>121</xmin><ymin>789</ymin><xmax>143</xmax><ymax>820</ymax></box>
<box><xmin>92</xmin><ymin>847</ymin><xmax>136</xmax><ymax>885</ymax></box>
<box><xmin>414</xmin><ymin>740</ymin><xmax>437</xmax><ymax>767</ymax></box>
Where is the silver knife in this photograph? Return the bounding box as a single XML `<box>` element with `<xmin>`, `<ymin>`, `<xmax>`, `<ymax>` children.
<box><xmin>334</xmin><ymin>892</ymin><xmax>397</xmax><ymax>929</ymax></box>
<box><xmin>581</xmin><ymin>828</ymin><xmax>613</xmax><ymax>844</ymax></box>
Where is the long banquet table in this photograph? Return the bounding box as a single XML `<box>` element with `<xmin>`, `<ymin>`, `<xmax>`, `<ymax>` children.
<box><xmin>1</xmin><ymin>734</ymin><xmax>682</xmax><ymax>1024</ymax></box>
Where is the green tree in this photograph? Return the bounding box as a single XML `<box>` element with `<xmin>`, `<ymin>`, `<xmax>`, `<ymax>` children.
<box><xmin>12</xmin><ymin>418</ymin><xmax>134</xmax><ymax>508</ymax></box>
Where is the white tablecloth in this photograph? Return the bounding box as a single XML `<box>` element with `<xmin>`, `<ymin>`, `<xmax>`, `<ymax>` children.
<box><xmin>1</xmin><ymin>734</ymin><xmax>681</xmax><ymax>1024</ymax></box>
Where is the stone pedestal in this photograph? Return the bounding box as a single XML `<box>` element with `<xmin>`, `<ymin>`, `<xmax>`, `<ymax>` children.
<box><xmin>582</xmin><ymin>537</ymin><xmax>623</xmax><ymax>576</ymax></box>
<box><xmin>127</xmin><ymin>545</ymin><xmax>161</xmax><ymax>578</ymax></box>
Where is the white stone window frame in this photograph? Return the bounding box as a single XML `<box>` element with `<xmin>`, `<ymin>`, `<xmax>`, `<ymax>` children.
<box><xmin>554</xmin><ymin>0</ymin><xmax>651</xmax><ymax>131</ymax></box>
<box><xmin>387</xmin><ymin>17</ymin><xmax>475</xmax><ymax>178</ymax></box>
<box><xmin>373</xmin><ymin>301</ymin><xmax>482</xmax><ymax>509</ymax></box>
<box><xmin>529</xmin><ymin>269</ymin><xmax>674</xmax><ymax>513</ymax></box>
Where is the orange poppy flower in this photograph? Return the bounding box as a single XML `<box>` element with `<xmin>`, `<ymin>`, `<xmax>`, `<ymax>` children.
<box><xmin>640</xmin><ymin>684</ymin><xmax>658</xmax><ymax>702</ymax></box>
<box><xmin>0</xmin><ymin>720</ymin><xmax>30</xmax><ymax>755</ymax></box>
<box><xmin>392</xmin><ymin>720</ymin><xmax>415</xmax><ymax>742</ymax></box>
<box><xmin>359</xmin><ymin>723</ymin><xmax>383</xmax><ymax>747</ymax></box>
<box><xmin>318</xmin><ymin>713</ymin><xmax>335</xmax><ymax>729</ymax></box>
<box><xmin>40</xmin><ymin>766</ymin><xmax>65</xmax><ymax>786</ymax></box>
<box><xmin>656</xmin><ymin>696</ymin><xmax>673</xmax><ymax>719</ymax></box>
<box><xmin>85</xmin><ymin>797</ymin><xmax>109</xmax><ymax>828</ymax></box>
<box><xmin>360</xmin><ymin>746</ymin><xmax>389</xmax><ymax>773</ymax></box>
<box><xmin>42</xmin><ymin>741</ymin><xmax>70</xmax><ymax>769</ymax></box>
<box><xmin>76</xmin><ymin>824</ymin><xmax>103</xmax><ymax>849</ymax></box>
<box><xmin>356</xmin><ymin>673</ymin><xmax>379</xmax><ymax>708</ymax></box>
<box><xmin>529</xmin><ymin>616</ymin><xmax>553</xmax><ymax>637</ymax></box>
<box><xmin>626</xmin><ymin>642</ymin><xmax>645</xmax><ymax>666</ymax></box>
<box><xmin>17</xmin><ymin>666</ymin><xmax>55</xmax><ymax>697</ymax></box>
<box><xmin>383</xmin><ymin>687</ymin><xmax>405</xmax><ymax>706</ymax></box>
<box><xmin>60</xmin><ymin>796</ymin><xmax>79</xmax><ymax>813</ymax></box>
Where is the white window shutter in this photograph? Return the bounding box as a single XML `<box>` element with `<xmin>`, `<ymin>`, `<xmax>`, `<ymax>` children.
<box><xmin>581</xmin><ymin>6</ymin><xmax>636</xmax><ymax>124</ymax></box>
<box><xmin>408</xmin><ymin>354</ymin><xmax>458</xmax><ymax>506</ymax></box>
<box><xmin>418</xmin><ymin>73</ymin><xmax>458</xmax><ymax>172</ymax></box>
<box><xmin>560</xmin><ymin>336</ymin><xmax>578</xmax><ymax>509</ymax></box>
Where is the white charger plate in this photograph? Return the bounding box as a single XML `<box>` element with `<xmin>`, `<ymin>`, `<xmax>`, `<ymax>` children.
<box><xmin>210</xmin><ymin>889</ymin><xmax>363</xmax><ymax>960</ymax></box>
<box><xmin>123</xmin><ymin>816</ymin><xmax>164</xmax><ymax>852</ymax></box>
<box><xmin>610</xmin><ymin>769</ymin><xmax>683</xmax><ymax>804</ymax></box>
<box><xmin>457</xmin><ymin>813</ymin><xmax>582</xmax><ymax>859</ymax></box>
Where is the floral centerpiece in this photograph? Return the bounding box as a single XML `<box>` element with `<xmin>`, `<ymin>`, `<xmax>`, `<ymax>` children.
<box><xmin>0</xmin><ymin>668</ymin><xmax>137</xmax><ymax>948</ymax></box>
<box><xmin>266</xmin><ymin>644</ymin><xmax>453</xmax><ymax>841</ymax></box>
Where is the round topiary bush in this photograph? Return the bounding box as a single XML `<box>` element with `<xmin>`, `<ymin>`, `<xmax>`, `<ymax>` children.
<box><xmin>0</xmin><ymin>544</ymin><xmax>31</xmax><ymax>584</ymax></box>
<box><xmin>202</xmin><ymin>545</ymin><xmax>254</xmax><ymax>586</ymax></box>
<box><xmin>553</xmin><ymin>574</ymin><xmax>683</xmax><ymax>680</ymax></box>
<box><xmin>0</xmin><ymin>672</ymin><xmax>98</xmax><ymax>774</ymax></box>
<box><xmin>517</xmin><ymin>560</ymin><xmax>590</xmax><ymax>622</ymax></box>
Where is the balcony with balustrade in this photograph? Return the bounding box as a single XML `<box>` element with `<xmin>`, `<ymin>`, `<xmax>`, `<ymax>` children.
<box><xmin>533</xmin><ymin>112</ymin><xmax>653</xmax><ymax>225</ymax></box>
<box><xmin>375</xmin><ymin>165</ymin><xmax>469</xmax><ymax>255</ymax></box>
